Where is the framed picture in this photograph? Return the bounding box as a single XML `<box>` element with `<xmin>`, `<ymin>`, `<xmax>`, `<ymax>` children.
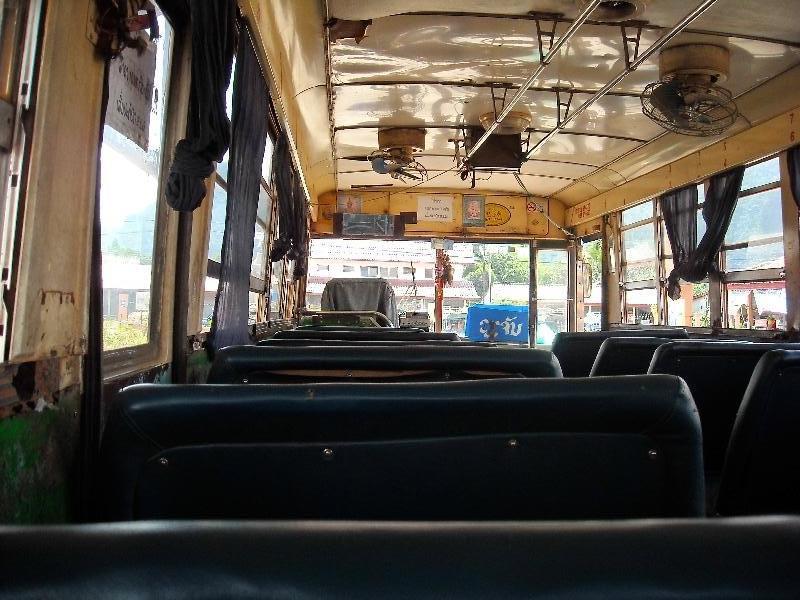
<box><xmin>462</xmin><ymin>195</ymin><xmax>485</xmax><ymax>226</ymax></box>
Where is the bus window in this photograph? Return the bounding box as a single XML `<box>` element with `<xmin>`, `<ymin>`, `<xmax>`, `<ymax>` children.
<box><xmin>536</xmin><ymin>248</ymin><xmax>568</xmax><ymax>344</ymax></box>
<box><xmin>619</xmin><ymin>200</ymin><xmax>660</xmax><ymax>325</ymax></box>
<box><xmin>100</xmin><ymin>11</ymin><xmax>172</xmax><ymax>351</ymax></box>
<box><xmin>580</xmin><ymin>238</ymin><xmax>602</xmax><ymax>331</ymax></box>
<box><xmin>722</xmin><ymin>157</ymin><xmax>785</xmax><ymax>330</ymax></box>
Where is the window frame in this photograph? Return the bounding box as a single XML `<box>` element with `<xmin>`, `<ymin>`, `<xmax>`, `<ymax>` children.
<box><xmin>618</xmin><ymin>199</ymin><xmax>661</xmax><ymax>325</ymax></box>
<box><xmin>0</xmin><ymin>0</ymin><xmax>43</xmax><ymax>362</ymax></box>
<box><xmin>719</xmin><ymin>155</ymin><xmax>786</xmax><ymax>330</ymax></box>
<box><xmin>613</xmin><ymin>153</ymin><xmax>793</xmax><ymax>333</ymax></box>
<box><xmin>102</xmin><ymin>12</ymin><xmax>186</xmax><ymax>375</ymax></box>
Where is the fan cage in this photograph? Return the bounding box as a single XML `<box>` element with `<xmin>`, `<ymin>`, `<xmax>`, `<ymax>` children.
<box><xmin>641</xmin><ymin>80</ymin><xmax>739</xmax><ymax>137</ymax></box>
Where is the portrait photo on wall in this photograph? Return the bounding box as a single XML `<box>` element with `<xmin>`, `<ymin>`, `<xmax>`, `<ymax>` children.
<box><xmin>462</xmin><ymin>194</ymin><xmax>485</xmax><ymax>226</ymax></box>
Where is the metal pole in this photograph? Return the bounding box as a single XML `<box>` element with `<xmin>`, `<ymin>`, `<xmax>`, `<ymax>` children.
<box><xmin>526</xmin><ymin>0</ymin><xmax>719</xmax><ymax>159</ymax></box>
<box><xmin>464</xmin><ymin>0</ymin><xmax>604</xmax><ymax>160</ymax></box>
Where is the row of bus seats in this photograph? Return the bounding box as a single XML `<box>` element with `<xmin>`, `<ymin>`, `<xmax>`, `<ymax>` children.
<box><xmin>550</xmin><ymin>328</ymin><xmax>689</xmax><ymax>377</ymax></box>
<box><xmin>95</xmin><ymin>325</ymin><xmax>798</xmax><ymax>521</ymax></box>
<box><xmin>554</xmin><ymin>330</ymin><xmax>800</xmax><ymax>515</ymax></box>
<box><xmin>4</xmin><ymin>518</ymin><xmax>800</xmax><ymax>598</ymax></box>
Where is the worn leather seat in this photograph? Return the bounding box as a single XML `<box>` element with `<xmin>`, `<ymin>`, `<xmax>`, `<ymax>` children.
<box><xmin>590</xmin><ymin>337</ymin><xmax>746</xmax><ymax>377</ymax></box>
<box><xmin>649</xmin><ymin>341</ymin><xmax>800</xmax><ymax>478</ymax></box>
<box><xmin>98</xmin><ymin>376</ymin><xmax>703</xmax><ymax>521</ymax></box>
<box><xmin>4</xmin><ymin>518</ymin><xmax>800</xmax><ymax>599</ymax></box>
<box><xmin>3</xmin><ymin>518</ymin><xmax>800</xmax><ymax>598</ymax></box>
<box><xmin>208</xmin><ymin>345</ymin><xmax>562</xmax><ymax>383</ymax></box>
<box><xmin>716</xmin><ymin>350</ymin><xmax>800</xmax><ymax>516</ymax></box>
<box><xmin>272</xmin><ymin>327</ymin><xmax>461</xmax><ymax>341</ymax></box>
<box><xmin>259</xmin><ymin>338</ymin><xmax>495</xmax><ymax>347</ymax></box>
<box><xmin>590</xmin><ymin>336</ymin><xmax>676</xmax><ymax>376</ymax></box>
<box><xmin>551</xmin><ymin>329</ymin><xmax>688</xmax><ymax>377</ymax></box>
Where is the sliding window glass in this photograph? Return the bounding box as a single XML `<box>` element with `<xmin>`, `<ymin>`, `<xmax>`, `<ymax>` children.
<box><xmin>619</xmin><ymin>200</ymin><xmax>659</xmax><ymax>325</ymax></box>
<box><xmin>721</xmin><ymin>157</ymin><xmax>785</xmax><ymax>330</ymax></box>
<box><xmin>100</xmin><ymin>11</ymin><xmax>172</xmax><ymax>351</ymax></box>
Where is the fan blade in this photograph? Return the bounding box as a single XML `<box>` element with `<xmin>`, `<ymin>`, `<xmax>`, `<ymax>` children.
<box><xmin>371</xmin><ymin>157</ymin><xmax>393</xmax><ymax>174</ymax></box>
<box><xmin>396</xmin><ymin>168</ymin><xmax>421</xmax><ymax>181</ymax></box>
<box><xmin>650</xmin><ymin>80</ymin><xmax>683</xmax><ymax>116</ymax></box>
<box><xmin>341</xmin><ymin>155</ymin><xmax>372</xmax><ymax>162</ymax></box>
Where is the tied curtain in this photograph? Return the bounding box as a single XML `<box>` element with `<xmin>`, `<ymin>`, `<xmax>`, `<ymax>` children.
<box><xmin>662</xmin><ymin>166</ymin><xmax>745</xmax><ymax>300</ymax></box>
<box><xmin>209</xmin><ymin>28</ymin><xmax>269</xmax><ymax>352</ymax></box>
<box><xmin>661</xmin><ymin>184</ymin><xmax>699</xmax><ymax>301</ymax></box>
<box><xmin>270</xmin><ymin>139</ymin><xmax>309</xmax><ymax>279</ymax></box>
<box><xmin>788</xmin><ymin>146</ymin><xmax>800</xmax><ymax>210</ymax></box>
<box><xmin>165</xmin><ymin>0</ymin><xmax>236</xmax><ymax>211</ymax></box>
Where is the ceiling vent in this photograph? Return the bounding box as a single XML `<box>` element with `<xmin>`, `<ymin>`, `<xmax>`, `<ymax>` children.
<box><xmin>641</xmin><ymin>44</ymin><xmax>738</xmax><ymax>137</ymax></box>
<box><xmin>575</xmin><ymin>0</ymin><xmax>648</xmax><ymax>22</ymax></box>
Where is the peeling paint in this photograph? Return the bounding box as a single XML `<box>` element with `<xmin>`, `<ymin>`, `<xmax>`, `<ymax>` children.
<box><xmin>0</xmin><ymin>387</ymin><xmax>79</xmax><ymax>523</ymax></box>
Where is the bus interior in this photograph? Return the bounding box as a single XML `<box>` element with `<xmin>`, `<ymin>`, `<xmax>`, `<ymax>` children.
<box><xmin>2</xmin><ymin>0</ymin><xmax>800</xmax><ymax>597</ymax></box>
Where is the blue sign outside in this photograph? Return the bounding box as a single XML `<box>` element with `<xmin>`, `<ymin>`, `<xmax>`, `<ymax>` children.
<box><xmin>465</xmin><ymin>304</ymin><xmax>529</xmax><ymax>343</ymax></box>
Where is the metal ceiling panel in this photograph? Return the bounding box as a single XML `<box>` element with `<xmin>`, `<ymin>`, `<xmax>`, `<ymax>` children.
<box><xmin>335</xmin><ymin>127</ymin><xmax>459</xmax><ymax>157</ymax></box>
<box><xmin>526</xmin><ymin>131</ymin><xmax>640</xmax><ymax>165</ymax></box>
<box><xmin>327</xmin><ymin>1</ymin><xmax>800</xmax><ymax>201</ymax></box>
<box><xmin>328</xmin><ymin>0</ymin><xmax>800</xmax><ymax>45</ymax></box>
<box><xmin>336</xmin><ymin>168</ymin><xmax>569</xmax><ymax>195</ymax></box>
<box><xmin>332</xmin><ymin>84</ymin><xmax>666</xmax><ymax>140</ymax></box>
<box><xmin>330</xmin><ymin>16</ymin><xmax>800</xmax><ymax>92</ymax></box>
<box><xmin>520</xmin><ymin>159</ymin><xmax>595</xmax><ymax>179</ymax></box>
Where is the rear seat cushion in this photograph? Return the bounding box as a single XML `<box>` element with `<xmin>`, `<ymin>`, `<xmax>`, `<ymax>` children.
<box><xmin>208</xmin><ymin>345</ymin><xmax>563</xmax><ymax>383</ymax></box>
<box><xmin>273</xmin><ymin>328</ymin><xmax>460</xmax><ymax>342</ymax></box>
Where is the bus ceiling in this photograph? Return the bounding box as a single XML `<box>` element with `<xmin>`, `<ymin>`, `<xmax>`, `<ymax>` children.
<box><xmin>240</xmin><ymin>0</ymin><xmax>800</xmax><ymax>236</ymax></box>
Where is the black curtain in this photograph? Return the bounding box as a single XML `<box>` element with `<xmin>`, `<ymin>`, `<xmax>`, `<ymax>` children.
<box><xmin>291</xmin><ymin>174</ymin><xmax>309</xmax><ymax>279</ymax></box>
<box><xmin>788</xmin><ymin>146</ymin><xmax>800</xmax><ymax>210</ymax></box>
<box><xmin>662</xmin><ymin>184</ymin><xmax>699</xmax><ymax>300</ymax></box>
<box><xmin>269</xmin><ymin>137</ymin><xmax>295</xmax><ymax>263</ymax></box>
<box><xmin>165</xmin><ymin>0</ymin><xmax>236</xmax><ymax>212</ymax></box>
<box><xmin>269</xmin><ymin>142</ymin><xmax>309</xmax><ymax>274</ymax></box>
<box><xmin>209</xmin><ymin>28</ymin><xmax>269</xmax><ymax>352</ymax></box>
<box><xmin>662</xmin><ymin>166</ymin><xmax>745</xmax><ymax>300</ymax></box>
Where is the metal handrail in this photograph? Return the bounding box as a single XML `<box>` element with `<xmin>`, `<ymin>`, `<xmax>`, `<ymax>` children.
<box><xmin>464</xmin><ymin>0</ymin><xmax>604</xmax><ymax>160</ymax></box>
<box><xmin>525</xmin><ymin>0</ymin><xmax>720</xmax><ymax>160</ymax></box>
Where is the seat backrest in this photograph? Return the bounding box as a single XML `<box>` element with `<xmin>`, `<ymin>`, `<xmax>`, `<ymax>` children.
<box><xmin>649</xmin><ymin>341</ymin><xmax>800</xmax><ymax>475</ymax></box>
<box><xmin>552</xmin><ymin>329</ymin><xmax>688</xmax><ymax>377</ymax></box>
<box><xmin>258</xmin><ymin>338</ymin><xmax>496</xmax><ymax>347</ymax></box>
<box><xmin>98</xmin><ymin>376</ymin><xmax>704</xmax><ymax>521</ymax></box>
<box><xmin>273</xmin><ymin>327</ymin><xmax>460</xmax><ymax>342</ymax></box>
<box><xmin>208</xmin><ymin>345</ymin><xmax>562</xmax><ymax>383</ymax></box>
<box><xmin>590</xmin><ymin>337</ymin><xmax>747</xmax><ymax>377</ymax></box>
<box><xmin>4</xmin><ymin>518</ymin><xmax>800</xmax><ymax>599</ymax></box>
<box><xmin>590</xmin><ymin>337</ymin><xmax>676</xmax><ymax>376</ymax></box>
<box><xmin>717</xmin><ymin>350</ymin><xmax>800</xmax><ymax>516</ymax></box>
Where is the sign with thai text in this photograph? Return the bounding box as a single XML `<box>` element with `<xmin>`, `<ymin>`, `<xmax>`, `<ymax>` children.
<box><xmin>106</xmin><ymin>39</ymin><xmax>156</xmax><ymax>150</ymax></box>
<box><xmin>485</xmin><ymin>203</ymin><xmax>512</xmax><ymax>226</ymax></box>
<box><xmin>417</xmin><ymin>195</ymin><xmax>453</xmax><ymax>222</ymax></box>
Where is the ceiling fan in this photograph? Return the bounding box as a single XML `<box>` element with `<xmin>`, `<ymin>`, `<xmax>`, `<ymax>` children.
<box><xmin>342</xmin><ymin>128</ymin><xmax>429</xmax><ymax>182</ymax></box>
<box><xmin>641</xmin><ymin>44</ymin><xmax>738</xmax><ymax>137</ymax></box>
